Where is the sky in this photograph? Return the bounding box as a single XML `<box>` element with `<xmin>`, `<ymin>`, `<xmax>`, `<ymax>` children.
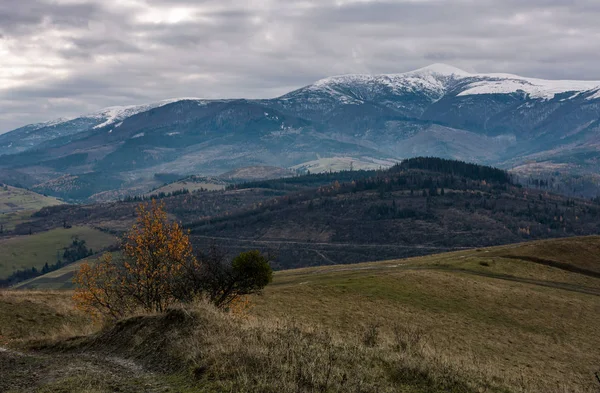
<box><xmin>2</xmin><ymin>0</ymin><xmax>600</xmax><ymax>133</ymax></box>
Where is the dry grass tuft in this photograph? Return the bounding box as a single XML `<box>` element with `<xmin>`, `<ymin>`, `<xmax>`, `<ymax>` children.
<box><xmin>0</xmin><ymin>289</ymin><xmax>97</xmax><ymax>345</ymax></box>
<box><xmin>163</xmin><ymin>302</ymin><xmax>496</xmax><ymax>393</ymax></box>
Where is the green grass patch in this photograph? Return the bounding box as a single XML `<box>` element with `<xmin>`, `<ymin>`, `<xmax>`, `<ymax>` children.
<box><xmin>0</xmin><ymin>184</ymin><xmax>63</xmax><ymax>214</ymax></box>
<box><xmin>0</xmin><ymin>227</ymin><xmax>117</xmax><ymax>280</ymax></box>
<box><xmin>0</xmin><ymin>184</ymin><xmax>63</xmax><ymax>231</ymax></box>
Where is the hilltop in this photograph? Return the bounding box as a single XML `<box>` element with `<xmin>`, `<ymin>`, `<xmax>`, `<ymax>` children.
<box><xmin>144</xmin><ymin>175</ymin><xmax>227</xmax><ymax>197</ymax></box>
<box><xmin>1</xmin><ymin>235</ymin><xmax>599</xmax><ymax>392</ymax></box>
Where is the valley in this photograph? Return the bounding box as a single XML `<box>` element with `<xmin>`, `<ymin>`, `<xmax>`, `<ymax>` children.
<box><xmin>2</xmin><ymin>157</ymin><xmax>599</xmax><ymax>281</ymax></box>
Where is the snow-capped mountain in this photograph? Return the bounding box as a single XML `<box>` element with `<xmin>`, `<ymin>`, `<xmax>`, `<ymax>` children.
<box><xmin>0</xmin><ymin>64</ymin><xmax>599</xmax><ymax>200</ymax></box>
<box><xmin>0</xmin><ymin>99</ymin><xmax>200</xmax><ymax>156</ymax></box>
<box><xmin>307</xmin><ymin>63</ymin><xmax>600</xmax><ymax>100</ymax></box>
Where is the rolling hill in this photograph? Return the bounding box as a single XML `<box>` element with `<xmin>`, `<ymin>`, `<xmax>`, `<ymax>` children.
<box><xmin>0</xmin><ymin>226</ymin><xmax>117</xmax><ymax>283</ymax></box>
<box><xmin>187</xmin><ymin>158</ymin><xmax>600</xmax><ymax>268</ymax></box>
<box><xmin>1</xmin><ymin>64</ymin><xmax>599</xmax><ymax>200</ymax></box>
<box><xmin>0</xmin><ymin>184</ymin><xmax>63</xmax><ymax>231</ymax></box>
<box><xmin>2</xmin><ymin>236</ymin><xmax>599</xmax><ymax>392</ymax></box>
<box><xmin>145</xmin><ymin>175</ymin><xmax>227</xmax><ymax>197</ymax></box>
<box><xmin>8</xmin><ymin>158</ymin><xmax>600</xmax><ymax>274</ymax></box>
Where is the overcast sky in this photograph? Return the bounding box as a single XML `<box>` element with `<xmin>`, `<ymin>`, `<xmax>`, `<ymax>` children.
<box><xmin>2</xmin><ymin>0</ymin><xmax>600</xmax><ymax>132</ymax></box>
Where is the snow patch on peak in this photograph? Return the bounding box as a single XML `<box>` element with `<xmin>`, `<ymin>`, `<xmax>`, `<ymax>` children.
<box><xmin>28</xmin><ymin>117</ymin><xmax>76</xmax><ymax>131</ymax></box>
<box><xmin>89</xmin><ymin>97</ymin><xmax>204</xmax><ymax>129</ymax></box>
<box><xmin>587</xmin><ymin>88</ymin><xmax>600</xmax><ymax>100</ymax></box>
<box><xmin>312</xmin><ymin>64</ymin><xmax>470</xmax><ymax>86</ymax></box>
<box><xmin>302</xmin><ymin>64</ymin><xmax>600</xmax><ymax>101</ymax></box>
<box><xmin>308</xmin><ymin>70</ymin><xmax>449</xmax><ymax>101</ymax></box>
<box><xmin>410</xmin><ymin>63</ymin><xmax>471</xmax><ymax>77</ymax></box>
<box><xmin>43</xmin><ymin>117</ymin><xmax>75</xmax><ymax>127</ymax></box>
<box><xmin>457</xmin><ymin>77</ymin><xmax>600</xmax><ymax>100</ymax></box>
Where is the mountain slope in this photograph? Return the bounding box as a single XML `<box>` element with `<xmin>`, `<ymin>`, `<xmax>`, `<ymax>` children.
<box><xmin>0</xmin><ymin>99</ymin><xmax>196</xmax><ymax>157</ymax></box>
<box><xmin>187</xmin><ymin>158</ymin><xmax>600</xmax><ymax>268</ymax></box>
<box><xmin>1</xmin><ymin>64</ymin><xmax>599</xmax><ymax>200</ymax></box>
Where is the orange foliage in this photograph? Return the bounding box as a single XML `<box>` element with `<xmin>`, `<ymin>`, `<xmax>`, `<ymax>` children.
<box><xmin>73</xmin><ymin>200</ymin><xmax>272</xmax><ymax>320</ymax></box>
<box><xmin>73</xmin><ymin>253</ymin><xmax>132</xmax><ymax>320</ymax></box>
<box><xmin>73</xmin><ymin>200</ymin><xmax>199</xmax><ymax>318</ymax></box>
<box><xmin>120</xmin><ymin>200</ymin><xmax>197</xmax><ymax>313</ymax></box>
<box><xmin>228</xmin><ymin>295</ymin><xmax>253</xmax><ymax>317</ymax></box>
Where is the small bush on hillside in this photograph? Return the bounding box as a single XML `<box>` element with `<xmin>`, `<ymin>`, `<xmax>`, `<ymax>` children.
<box><xmin>176</xmin><ymin>246</ymin><xmax>272</xmax><ymax>308</ymax></box>
<box><xmin>73</xmin><ymin>201</ymin><xmax>272</xmax><ymax>319</ymax></box>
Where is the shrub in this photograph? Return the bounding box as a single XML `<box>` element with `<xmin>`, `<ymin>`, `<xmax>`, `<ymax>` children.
<box><xmin>176</xmin><ymin>245</ymin><xmax>273</xmax><ymax>309</ymax></box>
<box><xmin>73</xmin><ymin>201</ymin><xmax>273</xmax><ymax>320</ymax></box>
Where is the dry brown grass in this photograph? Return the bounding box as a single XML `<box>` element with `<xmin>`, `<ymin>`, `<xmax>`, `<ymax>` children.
<box><xmin>2</xmin><ymin>237</ymin><xmax>600</xmax><ymax>392</ymax></box>
<box><xmin>0</xmin><ymin>289</ymin><xmax>97</xmax><ymax>345</ymax></box>
<box><xmin>174</xmin><ymin>303</ymin><xmax>485</xmax><ymax>393</ymax></box>
<box><xmin>250</xmin><ymin>248</ymin><xmax>600</xmax><ymax>393</ymax></box>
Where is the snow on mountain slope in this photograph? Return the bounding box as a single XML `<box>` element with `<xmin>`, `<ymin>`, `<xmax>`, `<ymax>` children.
<box><xmin>586</xmin><ymin>88</ymin><xmax>600</xmax><ymax>100</ymax></box>
<box><xmin>7</xmin><ymin>63</ymin><xmax>599</xmax><ymax>143</ymax></box>
<box><xmin>299</xmin><ymin>63</ymin><xmax>464</xmax><ymax>102</ymax></box>
<box><xmin>294</xmin><ymin>63</ymin><xmax>600</xmax><ymax>102</ymax></box>
<box><xmin>457</xmin><ymin>75</ymin><xmax>600</xmax><ymax>99</ymax></box>
<box><xmin>29</xmin><ymin>117</ymin><xmax>75</xmax><ymax>131</ymax></box>
<box><xmin>0</xmin><ymin>98</ymin><xmax>205</xmax><ymax>156</ymax></box>
<box><xmin>89</xmin><ymin>97</ymin><xmax>203</xmax><ymax>129</ymax></box>
<box><xmin>5</xmin><ymin>98</ymin><xmax>204</xmax><ymax>135</ymax></box>
<box><xmin>291</xmin><ymin>157</ymin><xmax>399</xmax><ymax>173</ymax></box>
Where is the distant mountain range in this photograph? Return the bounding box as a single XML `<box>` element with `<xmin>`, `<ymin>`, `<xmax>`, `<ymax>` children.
<box><xmin>1</xmin><ymin>63</ymin><xmax>599</xmax><ymax>200</ymax></box>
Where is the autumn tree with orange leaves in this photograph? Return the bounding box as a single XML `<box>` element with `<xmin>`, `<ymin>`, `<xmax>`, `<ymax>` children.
<box><xmin>74</xmin><ymin>201</ymin><xmax>200</xmax><ymax>317</ymax></box>
<box><xmin>74</xmin><ymin>200</ymin><xmax>272</xmax><ymax>320</ymax></box>
<box><xmin>73</xmin><ymin>252</ymin><xmax>133</xmax><ymax>319</ymax></box>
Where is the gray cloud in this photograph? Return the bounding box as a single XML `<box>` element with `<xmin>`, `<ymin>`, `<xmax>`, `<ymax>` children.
<box><xmin>1</xmin><ymin>0</ymin><xmax>600</xmax><ymax>132</ymax></box>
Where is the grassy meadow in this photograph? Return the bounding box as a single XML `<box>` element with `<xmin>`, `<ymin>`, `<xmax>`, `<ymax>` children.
<box><xmin>146</xmin><ymin>179</ymin><xmax>226</xmax><ymax>196</ymax></box>
<box><xmin>0</xmin><ymin>236</ymin><xmax>599</xmax><ymax>392</ymax></box>
<box><xmin>0</xmin><ymin>226</ymin><xmax>117</xmax><ymax>280</ymax></box>
<box><xmin>0</xmin><ymin>185</ymin><xmax>63</xmax><ymax>231</ymax></box>
<box><xmin>252</xmin><ymin>242</ymin><xmax>600</xmax><ymax>392</ymax></box>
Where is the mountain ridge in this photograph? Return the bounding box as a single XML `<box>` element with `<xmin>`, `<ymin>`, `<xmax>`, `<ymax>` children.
<box><xmin>6</xmin><ymin>63</ymin><xmax>600</xmax><ymax>137</ymax></box>
<box><xmin>0</xmin><ymin>63</ymin><xmax>599</xmax><ymax>200</ymax></box>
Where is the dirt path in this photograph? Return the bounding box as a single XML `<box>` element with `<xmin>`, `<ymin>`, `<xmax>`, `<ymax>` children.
<box><xmin>0</xmin><ymin>345</ymin><xmax>172</xmax><ymax>393</ymax></box>
<box><xmin>313</xmin><ymin>249</ymin><xmax>337</xmax><ymax>265</ymax></box>
<box><xmin>193</xmin><ymin>234</ymin><xmax>468</xmax><ymax>250</ymax></box>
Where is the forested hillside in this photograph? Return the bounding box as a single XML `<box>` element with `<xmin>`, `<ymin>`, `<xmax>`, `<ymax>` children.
<box><xmin>9</xmin><ymin>158</ymin><xmax>597</xmax><ymax>270</ymax></box>
<box><xmin>189</xmin><ymin>158</ymin><xmax>600</xmax><ymax>268</ymax></box>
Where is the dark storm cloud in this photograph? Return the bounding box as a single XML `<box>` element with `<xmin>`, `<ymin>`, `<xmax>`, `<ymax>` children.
<box><xmin>1</xmin><ymin>0</ymin><xmax>600</xmax><ymax>132</ymax></box>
